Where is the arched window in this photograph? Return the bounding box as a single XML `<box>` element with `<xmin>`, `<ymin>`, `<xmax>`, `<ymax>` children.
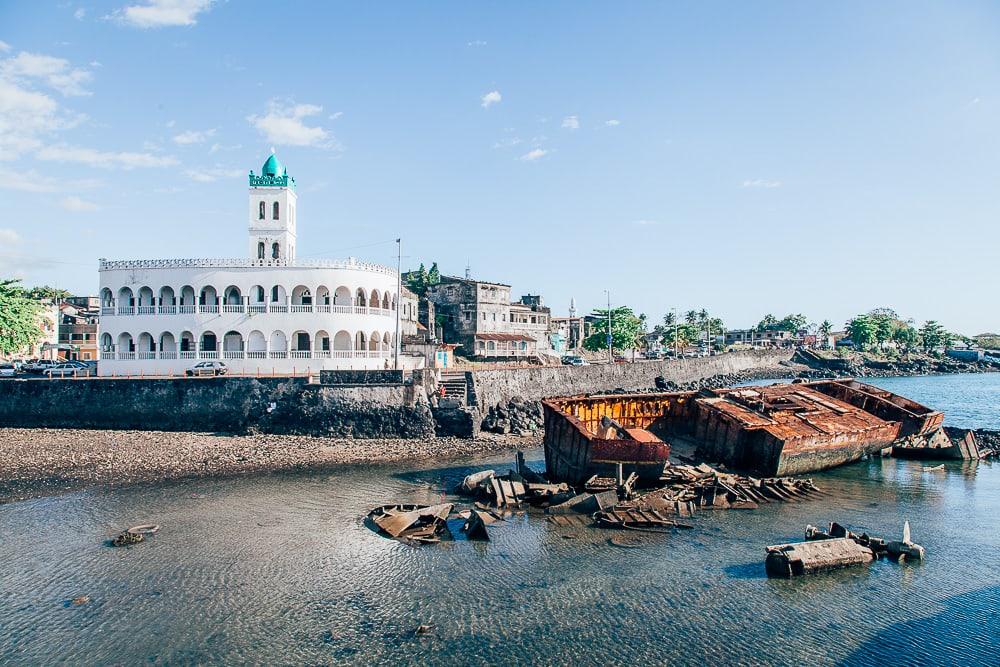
<box><xmin>259</xmin><ymin>201</ymin><xmax>265</xmax><ymax>220</ymax></box>
<box><xmin>272</xmin><ymin>242</ymin><xmax>280</xmax><ymax>259</ymax></box>
<box><xmin>272</xmin><ymin>201</ymin><xmax>279</xmax><ymax>220</ymax></box>
<box><xmin>271</xmin><ymin>285</ymin><xmax>279</xmax><ymax>302</ymax></box>
<box><xmin>257</xmin><ymin>241</ymin><xmax>265</xmax><ymax>260</ymax></box>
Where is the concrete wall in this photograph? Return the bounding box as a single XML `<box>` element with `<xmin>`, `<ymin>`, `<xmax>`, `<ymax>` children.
<box><xmin>472</xmin><ymin>349</ymin><xmax>795</xmax><ymax>410</ymax></box>
<box><xmin>0</xmin><ymin>377</ymin><xmax>435</xmax><ymax>438</ymax></box>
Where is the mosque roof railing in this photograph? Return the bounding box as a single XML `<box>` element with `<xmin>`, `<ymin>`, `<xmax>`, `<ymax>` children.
<box><xmin>98</xmin><ymin>257</ymin><xmax>396</xmax><ymax>275</ymax></box>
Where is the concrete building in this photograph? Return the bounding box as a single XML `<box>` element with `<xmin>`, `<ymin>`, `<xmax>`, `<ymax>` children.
<box><xmin>20</xmin><ymin>300</ymin><xmax>60</xmax><ymax>360</ymax></box>
<box><xmin>725</xmin><ymin>328</ymin><xmax>796</xmax><ymax>348</ymax></box>
<box><xmin>58</xmin><ymin>297</ymin><xmax>100</xmax><ymax>361</ymax></box>
<box><xmin>425</xmin><ymin>276</ymin><xmax>540</xmax><ymax>360</ymax></box>
<box><xmin>97</xmin><ymin>155</ymin><xmax>404</xmax><ymax>376</ymax></box>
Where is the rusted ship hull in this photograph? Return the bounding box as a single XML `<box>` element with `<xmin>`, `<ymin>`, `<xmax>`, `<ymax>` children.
<box><xmin>542</xmin><ymin>379</ymin><xmax>943</xmax><ymax>482</ymax></box>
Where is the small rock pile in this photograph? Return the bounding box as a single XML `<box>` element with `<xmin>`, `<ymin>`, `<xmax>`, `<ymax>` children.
<box><xmin>481</xmin><ymin>397</ymin><xmax>544</xmax><ymax>436</ymax></box>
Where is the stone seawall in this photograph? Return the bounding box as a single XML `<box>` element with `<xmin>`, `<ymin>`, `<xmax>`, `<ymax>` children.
<box><xmin>0</xmin><ymin>378</ymin><xmax>435</xmax><ymax>439</ymax></box>
<box><xmin>472</xmin><ymin>349</ymin><xmax>795</xmax><ymax>410</ymax></box>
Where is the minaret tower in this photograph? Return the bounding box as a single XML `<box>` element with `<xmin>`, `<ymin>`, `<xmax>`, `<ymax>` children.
<box><xmin>569</xmin><ymin>297</ymin><xmax>577</xmax><ymax>318</ymax></box>
<box><xmin>248</xmin><ymin>152</ymin><xmax>297</xmax><ymax>263</ymax></box>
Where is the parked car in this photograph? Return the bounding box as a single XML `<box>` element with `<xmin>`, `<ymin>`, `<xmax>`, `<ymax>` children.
<box><xmin>560</xmin><ymin>355</ymin><xmax>588</xmax><ymax>366</ymax></box>
<box><xmin>185</xmin><ymin>361</ymin><xmax>228</xmax><ymax>377</ymax></box>
<box><xmin>0</xmin><ymin>363</ymin><xmax>15</xmax><ymax>378</ymax></box>
<box><xmin>44</xmin><ymin>363</ymin><xmax>93</xmax><ymax>378</ymax></box>
<box><xmin>24</xmin><ymin>359</ymin><xmax>61</xmax><ymax>373</ymax></box>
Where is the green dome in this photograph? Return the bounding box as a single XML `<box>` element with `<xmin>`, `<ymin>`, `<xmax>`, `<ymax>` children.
<box><xmin>261</xmin><ymin>154</ymin><xmax>286</xmax><ymax>178</ymax></box>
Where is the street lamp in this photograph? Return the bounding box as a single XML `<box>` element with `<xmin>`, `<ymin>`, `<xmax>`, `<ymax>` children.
<box><xmin>604</xmin><ymin>289</ymin><xmax>612</xmax><ymax>363</ymax></box>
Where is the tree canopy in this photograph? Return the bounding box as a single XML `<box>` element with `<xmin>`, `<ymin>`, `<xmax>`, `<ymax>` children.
<box><xmin>583</xmin><ymin>306</ymin><xmax>644</xmax><ymax>353</ymax></box>
<box><xmin>0</xmin><ymin>279</ymin><xmax>44</xmax><ymax>357</ymax></box>
<box><xmin>756</xmin><ymin>313</ymin><xmax>807</xmax><ymax>333</ymax></box>
<box><xmin>404</xmin><ymin>262</ymin><xmax>441</xmax><ymax>297</ymax></box>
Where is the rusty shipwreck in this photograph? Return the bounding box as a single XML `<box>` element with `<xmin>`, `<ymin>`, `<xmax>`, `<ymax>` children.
<box><xmin>542</xmin><ymin>379</ymin><xmax>943</xmax><ymax>484</ymax></box>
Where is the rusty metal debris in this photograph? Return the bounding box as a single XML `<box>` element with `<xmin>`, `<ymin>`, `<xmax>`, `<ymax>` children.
<box><xmin>368</xmin><ymin>503</ymin><xmax>453</xmax><ymax>544</ymax></box>
<box><xmin>767</xmin><ymin>520</ymin><xmax>925</xmax><ymax>578</ymax></box>
<box><xmin>543</xmin><ymin>379</ymin><xmax>944</xmax><ymax>481</ymax></box>
<box><xmin>594</xmin><ymin>508</ymin><xmax>693</xmax><ymax>531</ymax></box>
<box><xmin>111</xmin><ymin>523</ymin><xmax>160</xmax><ymax>547</ymax></box>
<box><xmin>463</xmin><ymin>508</ymin><xmax>502</xmax><ymax>541</ymax></box>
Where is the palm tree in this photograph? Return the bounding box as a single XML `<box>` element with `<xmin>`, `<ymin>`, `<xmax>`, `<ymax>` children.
<box><xmin>685</xmin><ymin>310</ymin><xmax>698</xmax><ymax>325</ymax></box>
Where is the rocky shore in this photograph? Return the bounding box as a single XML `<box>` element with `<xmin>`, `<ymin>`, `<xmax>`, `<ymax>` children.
<box><xmin>0</xmin><ymin>428</ymin><xmax>540</xmax><ymax>504</ymax></box>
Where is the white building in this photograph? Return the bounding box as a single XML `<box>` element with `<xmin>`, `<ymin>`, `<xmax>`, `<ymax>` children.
<box><xmin>98</xmin><ymin>155</ymin><xmax>403</xmax><ymax>376</ymax></box>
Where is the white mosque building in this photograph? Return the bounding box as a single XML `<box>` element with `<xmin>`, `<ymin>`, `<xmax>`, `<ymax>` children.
<box><xmin>97</xmin><ymin>154</ymin><xmax>405</xmax><ymax>376</ymax></box>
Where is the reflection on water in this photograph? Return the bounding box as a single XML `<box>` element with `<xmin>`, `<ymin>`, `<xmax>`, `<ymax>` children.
<box><xmin>1</xmin><ymin>373</ymin><xmax>999</xmax><ymax>665</ymax></box>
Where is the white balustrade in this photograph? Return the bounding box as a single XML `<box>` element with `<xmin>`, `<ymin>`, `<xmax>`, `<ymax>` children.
<box><xmin>247</xmin><ymin>351</ymin><xmax>267</xmax><ymax>359</ymax></box>
<box><xmin>180</xmin><ymin>351</ymin><xmax>196</xmax><ymax>359</ymax></box>
<box><xmin>101</xmin><ymin>307</ymin><xmax>115</xmax><ymax>316</ymax></box>
<box><xmin>270</xmin><ymin>304</ymin><xmax>288</xmax><ymax>313</ymax></box>
<box><xmin>118</xmin><ymin>351</ymin><xmax>136</xmax><ymax>360</ymax></box>
<box><xmin>118</xmin><ymin>306</ymin><xmax>135</xmax><ymax>315</ymax></box>
<box><xmin>269</xmin><ymin>350</ymin><xmax>288</xmax><ymax>359</ymax></box>
<box><xmin>160</xmin><ymin>351</ymin><xmax>178</xmax><ymax>359</ymax></box>
<box><xmin>247</xmin><ymin>305</ymin><xmax>266</xmax><ymax>313</ymax></box>
<box><xmin>137</xmin><ymin>306</ymin><xmax>156</xmax><ymax>315</ymax></box>
<box><xmin>222</xmin><ymin>305</ymin><xmax>244</xmax><ymax>314</ymax></box>
<box><xmin>316</xmin><ymin>305</ymin><xmax>331</xmax><ymax>313</ymax></box>
<box><xmin>223</xmin><ymin>350</ymin><xmax>245</xmax><ymax>359</ymax></box>
<box><xmin>199</xmin><ymin>305</ymin><xmax>220</xmax><ymax>314</ymax></box>
<box><xmin>100</xmin><ymin>351</ymin><xmax>115</xmax><ymax>360</ymax></box>
<box><xmin>159</xmin><ymin>305</ymin><xmax>177</xmax><ymax>314</ymax></box>
<box><xmin>291</xmin><ymin>304</ymin><xmax>312</xmax><ymax>313</ymax></box>
<box><xmin>332</xmin><ymin>305</ymin><xmax>351</xmax><ymax>314</ymax></box>
<box><xmin>354</xmin><ymin>306</ymin><xmax>368</xmax><ymax>315</ymax></box>
<box><xmin>138</xmin><ymin>351</ymin><xmax>156</xmax><ymax>360</ymax></box>
<box><xmin>314</xmin><ymin>350</ymin><xmax>331</xmax><ymax>359</ymax></box>
<box><xmin>200</xmin><ymin>350</ymin><xmax>219</xmax><ymax>359</ymax></box>
<box><xmin>179</xmin><ymin>305</ymin><xmax>196</xmax><ymax>314</ymax></box>
<box><xmin>290</xmin><ymin>350</ymin><xmax>311</xmax><ymax>359</ymax></box>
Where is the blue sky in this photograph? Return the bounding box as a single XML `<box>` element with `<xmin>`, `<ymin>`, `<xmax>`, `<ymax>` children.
<box><xmin>2</xmin><ymin>1</ymin><xmax>999</xmax><ymax>334</ymax></box>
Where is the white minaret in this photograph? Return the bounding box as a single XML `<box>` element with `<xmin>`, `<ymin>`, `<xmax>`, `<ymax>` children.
<box><xmin>569</xmin><ymin>297</ymin><xmax>577</xmax><ymax>318</ymax></box>
<box><xmin>248</xmin><ymin>152</ymin><xmax>298</xmax><ymax>263</ymax></box>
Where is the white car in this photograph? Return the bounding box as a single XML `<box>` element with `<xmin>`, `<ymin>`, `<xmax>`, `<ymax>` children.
<box><xmin>44</xmin><ymin>363</ymin><xmax>93</xmax><ymax>378</ymax></box>
<box><xmin>0</xmin><ymin>363</ymin><xmax>15</xmax><ymax>378</ymax></box>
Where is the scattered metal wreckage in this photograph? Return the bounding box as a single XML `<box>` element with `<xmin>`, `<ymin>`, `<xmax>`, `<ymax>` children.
<box><xmin>366</xmin><ymin>450</ymin><xmax>824</xmax><ymax>545</ymax></box>
<box><xmin>765</xmin><ymin>520</ymin><xmax>925</xmax><ymax>578</ymax></box>
<box><xmin>110</xmin><ymin>523</ymin><xmax>159</xmax><ymax>547</ymax></box>
<box><xmin>542</xmin><ymin>379</ymin><xmax>950</xmax><ymax>483</ymax></box>
<box><xmin>367</xmin><ymin>503</ymin><xmax>454</xmax><ymax>544</ymax></box>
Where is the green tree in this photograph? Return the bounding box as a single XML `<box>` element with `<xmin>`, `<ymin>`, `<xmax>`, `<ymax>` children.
<box><xmin>0</xmin><ymin>279</ymin><xmax>44</xmax><ymax>356</ymax></box>
<box><xmin>892</xmin><ymin>324</ymin><xmax>919</xmax><ymax>352</ymax></box>
<box><xmin>25</xmin><ymin>285</ymin><xmax>71</xmax><ymax>301</ymax></box>
<box><xmin>756</xmin><ymin>314</ymin><xmax>778</xmax><ymax>331</ymax></box>
<box><xmin>427</xmin><ymin>262</ymin><xmax>441</xmax><ymax>287</ymax></box>
<box><xmin>583</xmin><ymin>306</ymin><xmax>644</xmax><ymax>354</ymax></box>
<box><xmin>405</xmin><ymin>263</ymin><xmax>430</xmax><ymax>296</ymax></box>
<box><xmin>846</xmin><ymin>315</ymin><xmax>875</xmax><ymax>351</ymax></box>
<box><xmin>684</xmin><ymin>309</ymin><xmax>698</xmax><ymax>325</ymax></box>
<box><xmin>919</xmin><ymin>321</ymin><xmax>951</xmax><ymax>352</ymax></box>
<box><xmin>818</xmin><ymin>320</ymin><xmax>833</xmax><ymax>348</ymax></box>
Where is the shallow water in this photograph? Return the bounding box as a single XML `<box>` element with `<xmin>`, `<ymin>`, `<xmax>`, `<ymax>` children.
<box><xmin>2</xmin><ymin>374</ymin><xmax>999</xmax><ymax>665</ymax></box>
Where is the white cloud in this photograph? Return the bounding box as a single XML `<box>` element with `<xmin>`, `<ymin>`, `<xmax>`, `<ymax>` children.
<box><xmin>0</xmin><ymin>77</ymin><xmax>84</xmax><ymax>159</ymax></box>
<box><xmin>172</xmin><ymin>128</ymin><xmax>216</xmax><ymax>144</ymax></box>
<box><xmin>1</xmin><ymin>51</ymin><xmax>93</xmax><ymax>96</ymax></box>
<box><xmin>633</xmin><ymin>219</ymin><xmax>658</xmax><ymax>226</ymax></box>
<box><xmin>742</xmin><ymin>179</ymin><xmax>782</xmax><ymax>188</ymax></box>
<box><xmin>468</xmin><ymin>40</ymin><xmax>487</xmax><ymax>47</ymax></box>
<box><xmin>36</xmin><ymin>144</ymin><xmax>179</xmax><ymax>169</ymax></box>
<box><xmin>0</xmin><ymin>41</ymin><xmax>10</xmax><ymax>53</ymax></box>
<box><xmin>60</xmin><ymin>196</ymin><xmax>99</xmax><ymax>211</ymax></box>
<box><xmin>208</xmin><ymin>142</ymin><xmax>241</xmax><ymax>154</ymax></box>
<box><xmin>112</xmin><ymin>0</ymin><xmax>215</xmax><ymax>28</ymax></box>
<box><xmin>0</xmin><ymin>228</ymin><xmax>20</xmax><ymax>244</ymax></box>
<box><xmin>481</xmin><ymin>90</ymin><xmax>501</xmax><ymax>108</ymax></box>
<box><xmin>74</xmin><ymin>7</ymin><xmax>86</xmax><ymax>20</ymax></box>
<box><xmin>605</xmin><ymin>119</ymin><xmax>620</xmax><ymax>127</ymax></box>
<box><xmin>561</xmin><ymin>115</ymin><xmax>579</xmax><ymax>130</ymax></box>
<box><xmin>520</xmin><ymin>148</ymin><xmax>547</xmax><ymax>161</ymax></box>
<box><xmin>89</xmin><ymin>60</ymin><xmax>102</xmax><ymax>68</ymax></box>
<box><xmin>493</xmin><ymin>136</ymin><xmax>522</xmax><ymax>149</ymax></box>
<box><xmin>329</xmin><ymin>111</ymin><xmax>343</xmax><ymax>121</ymax></box>
<box><xmin>183</xmin><ymin>166</ymin><xmax>242</xmax><ymax>182</ymax></box>
<box><xmin>247</xmin><ymin>99</ymin><xmax>332</xmax><ymax>147</ymax></box>
<box><xmin>0</xmin><ymin>168</ymin><xmax>102</xmax><ymax>193</ymax></box>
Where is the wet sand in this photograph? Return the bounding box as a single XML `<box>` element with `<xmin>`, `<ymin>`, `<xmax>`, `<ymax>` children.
<box><xmin>0</xmin><ymin>428</ymin><xmax>539</xmax><ymax>503</ymax></box>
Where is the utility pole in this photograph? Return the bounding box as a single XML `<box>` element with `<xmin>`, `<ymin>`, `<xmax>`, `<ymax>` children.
<box><xmin>604</xmin><ymin>289</ymin><xmax>612</xmax><ymax>363</ymax></box>
<box><xmin>394</xmin><ymin>238</ymin><xmax>402</xmax><ymax>370</ymax></box>
<box><xmin>672</xmin><ymin>307</ymin><xmax>678</xmax><ymax>358</ymax></box>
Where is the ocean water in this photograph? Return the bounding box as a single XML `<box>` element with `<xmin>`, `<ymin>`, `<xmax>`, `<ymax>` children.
<box><xmin>1</xmin><ymin>374</ymin><xmax>998</xmax><ymax>665</ymax></box>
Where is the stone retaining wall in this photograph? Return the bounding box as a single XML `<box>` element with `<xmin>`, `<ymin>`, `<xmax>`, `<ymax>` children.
<box><xmin>471</xmin><ymin>349</ymin><xmax>795</xmax><ymax>410</ymax></box>
<box><xmin>0</xmin><ymin>377</ymin><xmax>435</xmax><ymax>439</ymax></box>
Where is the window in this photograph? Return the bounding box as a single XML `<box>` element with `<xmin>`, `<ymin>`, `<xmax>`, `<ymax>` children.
<box><xmin>271</xmin><ymin>285</ymin><xmax>279</xmax><ymax>302</ymax></box>
<box><xmin>272</xmin><ymin>242</ymin><xmax>280</xmax><ymax>259</ymax></box>
<box><xmin>272</xmin><ymin>201</ymin><xmax>279</xmax><ymax>220</ymax></box>
<box><xmin>257</xmin><ymin>242</ymin><xmax>265</xmax><ymax>259</ymax></box>
<box><xmin>259</xmin><ymin>201</ymin><xmax>265</xmax><ymax>219</ymax></box>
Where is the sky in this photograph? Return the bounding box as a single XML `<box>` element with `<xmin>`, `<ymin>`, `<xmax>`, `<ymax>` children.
<box><xmin>2</xmin><ymin>1</ymin><xmax>999</xmax><ymax>334</ymax></box>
